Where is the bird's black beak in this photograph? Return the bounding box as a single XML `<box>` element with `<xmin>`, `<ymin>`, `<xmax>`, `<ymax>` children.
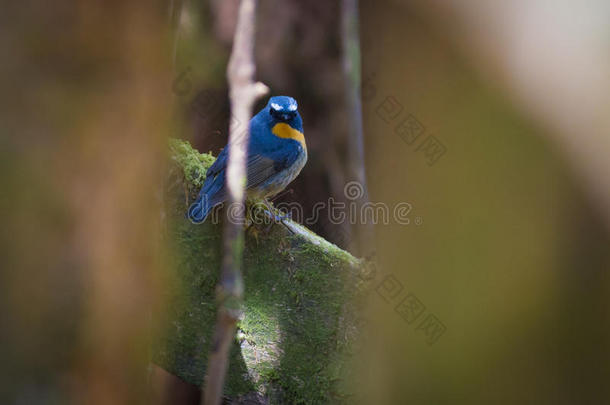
<box><xmin>280</xmin><ymin>113</ymin><xmax>291</xmax><ymax>121</ymax></box>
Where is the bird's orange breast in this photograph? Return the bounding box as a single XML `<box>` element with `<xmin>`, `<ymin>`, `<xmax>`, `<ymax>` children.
<box><xmin>271</xmin><ymin>123</ymin><xmax>306</xmax><ymax>151</ymax></box>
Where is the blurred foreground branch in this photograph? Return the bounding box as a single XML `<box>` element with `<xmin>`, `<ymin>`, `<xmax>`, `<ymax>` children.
<box><xmin>202</xmin><ymin>1</ymin><xmax>268</xmax><ymax>404</ymax></box>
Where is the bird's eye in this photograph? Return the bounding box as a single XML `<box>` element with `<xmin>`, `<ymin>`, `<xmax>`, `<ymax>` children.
<box><xmin>269</xmin><ymin>107</ymin><xmax>296</xmax><ymax>122</ymax></box>
<box><xmin>270</xmin><ymin>108</ymin><xmax>279</xmax><ymax>118</ymax></box>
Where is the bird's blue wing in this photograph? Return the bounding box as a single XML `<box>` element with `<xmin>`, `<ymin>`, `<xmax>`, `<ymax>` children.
<box><xmin>187</xmin><ymin>147</ymin><xmax>228</xmax><ymax>223</ymax></box>
<box><xmin>188</xmin><ymin>139</ymin><xmax>302</xmax><ymax>223</ymax></box>
<box><xmin>201</xmin><ymin>144</ymin><xmax>287</xmax><ymax>192</ymax></box>
<box><xmin>245</xmin><ymin>154</ymin><xmax>281</xmax><ymax>188</ymax></box>
<box><xmin>202</xmin><ymin>146</ymin><xmax>228</xmax><ymax>194</ymax></box>
<box><xmin>246</xmin><ymin>144</ymin><xmax>301</xmax><ymax>188</ymax></box>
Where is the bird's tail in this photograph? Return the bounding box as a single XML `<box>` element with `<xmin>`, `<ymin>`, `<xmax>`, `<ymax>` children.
<box><xmin>188</xmin><ymin>194</ymin><xmax>212</xmax><ymax>223</ymax></box>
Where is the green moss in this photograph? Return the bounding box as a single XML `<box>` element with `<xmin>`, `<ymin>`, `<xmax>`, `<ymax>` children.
<box><xmin>168</xmin><ymin>138</ymin><xmax>216</xmax><ymax>188</ymax></box>
<box><xmin>155</xmin><ymin>138</ymin><xmax>365</xmax><ymax>404</ymax></box>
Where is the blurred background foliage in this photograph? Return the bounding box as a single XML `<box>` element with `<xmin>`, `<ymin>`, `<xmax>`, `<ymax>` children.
<box><xmin>2</xmin><ymin>0</ymin><xmax>609</xmax><ymax>404</ymax></box>
<box><xmin>359</xmin><ymin>1</ymin><xmax>610</xmax><ymax>403</ymax></box>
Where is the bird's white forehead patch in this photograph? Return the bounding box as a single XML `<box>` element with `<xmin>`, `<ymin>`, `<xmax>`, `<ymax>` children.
<box><xmin>271</xmin><ymin>102</ymin><xmax>283</xmax><ymax>111</ymax></box>
<box><xmin>287</xmin><ymin>102</ymin><xmax>297</xmax><ymax>111</ymax></box>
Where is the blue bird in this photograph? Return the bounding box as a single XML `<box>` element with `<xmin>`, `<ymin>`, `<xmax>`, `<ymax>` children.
<box><xmin>188</xmin><ymin>96</ymin><xmax>307</xmax><ymax>223</ymax></box>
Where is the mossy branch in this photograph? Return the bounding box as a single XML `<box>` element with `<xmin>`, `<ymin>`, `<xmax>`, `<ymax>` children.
<box><xmin>157</xmin><ymin>139</ymin><xmax>368</xmax><ymax>403</ymax></box>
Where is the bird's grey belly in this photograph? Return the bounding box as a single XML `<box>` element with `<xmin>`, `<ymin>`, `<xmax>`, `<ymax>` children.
<box><xmin>251</xmin><ymin>151</ymin><xmax>307</xmax><ymax>199</ymax></box>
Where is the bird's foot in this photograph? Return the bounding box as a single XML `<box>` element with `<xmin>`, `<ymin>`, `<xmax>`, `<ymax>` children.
<box><xmin>269</xmin><ymin>210</ymin><xmax>292</xmax><ymax>222</ymax></box>
<box><xmin>246</xmin><ymin>199</ymin><xmax>296</xmax><ymax>235</ymax></box>
<box><xmin>263</xmin><ymin>200</ymin><xmax>296</xmax><ymax>234</ymax></box>
<box><xmin>262</xmin><ymin>199</ymin><xmax>293</xmax><ymax>224</ymax></box>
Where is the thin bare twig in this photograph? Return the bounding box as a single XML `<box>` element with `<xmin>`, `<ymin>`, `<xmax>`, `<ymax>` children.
<box><xmin>202</xmin><ymin>1</ymin><xmax>268</xmax><ymax>404</ymax></box>
<box><xmin>169</xmin><ymin>0</ymin><xmax>183</xmax><ymax>71</ymax></box>
<box><xmin>342</xmin><ymin>0</ymin><xmax>373</xmax><ymax>257</ymax></box>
